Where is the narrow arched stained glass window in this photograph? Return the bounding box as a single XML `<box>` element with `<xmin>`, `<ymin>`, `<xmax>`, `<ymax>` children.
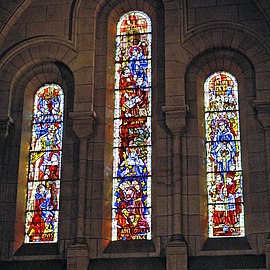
<box><xmin>112</xmin><ymin>11</ymin><xmax>152</xmax><ymax>241</ymax></box>
<box><xmin>204</xmin><ymin>71</ymin><xmax>245</xmax><ymax>237</ymax></box>
<box><xmin>24</xmin><ymin>83</ymin><xmax>64</xmax><ymax>243</ymax></box>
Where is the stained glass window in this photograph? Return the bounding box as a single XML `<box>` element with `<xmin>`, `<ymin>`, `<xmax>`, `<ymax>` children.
<box><xmin>112</xmin><ymin>11</ymin><xmax>152</xmax><ymax>241</ymax></box>
<box><xmin>24</xmin><ymin>83</ymin><xmax>64</xmax><ymax>243</ymax></box>
<box><xmin>204</xmin><ymin>71</ymin><xmax>245</xmax><ymax>237</ymax></box>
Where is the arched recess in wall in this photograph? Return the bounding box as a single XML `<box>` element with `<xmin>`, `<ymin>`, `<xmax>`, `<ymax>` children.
<box><xmin>94</xmin><ymin>0</ymin><xmax>164</xmax><ymax>249</ymax></box>
<box><xmin>184</xmin><ymin>48</ymin><xmax>262</xmax><ymax>252</ymax></box>
<box><xmin>4</xmin><ymin>59</ymin><xmax>75</xmax><ymax>253</ymax></box>
<box><xmin>0</xmin><ymin>36</ymin><xmax>77</xmax><ymax>253</ymax></box>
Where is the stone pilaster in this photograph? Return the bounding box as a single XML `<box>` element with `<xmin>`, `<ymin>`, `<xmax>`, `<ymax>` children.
<box><xmin>162</xmin><ymin>105</ymin><xmax>188</xmax><ymax>270</ymax></box>
<box><xmin>253</xmin><ymin>100</ymin><xmax>270</xmax><ymax>268</ymax></box>
<box><xmin>166</xmin><ymin>240</ymin><xmax>188</xmax><ymax>270</ymax></box>
<box><xmin>67</xmin><ymin>243</ymin><xmax>90</xmax><ymax>270</ymax></box>
<box><xmin>67</xmin><ymin>110</ymin><xmax>97</xmax><ymax>270</ymax></box>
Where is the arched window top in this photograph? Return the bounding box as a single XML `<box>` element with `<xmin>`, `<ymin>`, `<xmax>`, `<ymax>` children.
<box><xmin>204</xmin><ymin>71</ymin><xmax>245</xmax><ymax>238</ymax></box>
<box><xmin>34</xmin><ymin>83</ymin><xmax>64</xmax><ymax>113</ymax></box>
<box><xmin>24</xmin><ymin>83</ymin><xmax>64</xmax><ymax>243</ymax></box>
<box><xmin>115</xmin><ymin>11</ymin><xmax>152</xmax><ymax>67</ymax></box>
<box><xmin>204</xmin><ymin>71</ymin><xmax>239</xmax><ymax>113</ymax></box>
<box><xmin>117</xmin><ymin>11</ymin><xmax>152</xmax><ymax>35</ymax></box>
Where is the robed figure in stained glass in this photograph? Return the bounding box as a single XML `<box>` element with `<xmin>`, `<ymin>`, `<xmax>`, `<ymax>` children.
<box><xmin>210</xmin><ymin>118</ymin><xmax>237</xmax><ymax>173</ymax></box>
<box><xmin>27</xmin><ymin>182</ymin><xmax>57</xmax><ymax>242</ymax></box>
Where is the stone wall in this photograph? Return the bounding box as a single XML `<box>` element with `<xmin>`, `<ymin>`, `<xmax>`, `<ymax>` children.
<box><xmin>0</xmin><ymin>0</ymin><xmax>270</xmax><ymax>269</ymax></box>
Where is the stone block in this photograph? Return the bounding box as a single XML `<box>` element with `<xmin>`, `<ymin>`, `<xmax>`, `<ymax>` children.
<box><xmin>46</xmin><ymin>4</ymin><xmax>71</xmax><ymax>20</ymax></box>
<box><xmin>166</xmin><ymin>241</ymin><xmax>188</xmax><ymax>270</ymax></box>
<box><xmin>26</xmin><ymin>20</ymin><xmax>65</xmax><ymax>37</ymax></box>
<box><xmin>67</xmin><ymin>243</ymin><xmax>89</xmax><ymax>270</ymax></box>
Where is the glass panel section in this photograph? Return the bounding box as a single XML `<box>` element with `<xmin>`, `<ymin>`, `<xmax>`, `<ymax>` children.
<box><xmin>204</xmin><ymin>71</ymin><xmax>245</xmax><ymax>237</ymax></box>
<box><xmin>112</xmin><ymin>11</ymin><xmax>152</xmax><ymax>241</ymax></box>
<box><xmin>24</xmin><ymin>83</ymin><xmax>64</xmax><ymax>243</ymax></box>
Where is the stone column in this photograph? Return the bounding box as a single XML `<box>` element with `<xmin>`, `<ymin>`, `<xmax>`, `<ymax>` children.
<box><xmin>67</xmin><ymin>110</ymin><xmax>97</xmax><ymax>270</ymax></box>
<box><xmin>163</xmin><ymin>105</ymin><xmax>188</xmax><ymax>270</ymax></box>
<box><xmin>253</xmin><ymin>100</ymin><xmax>270</xmax><ymax>268</ymax></box>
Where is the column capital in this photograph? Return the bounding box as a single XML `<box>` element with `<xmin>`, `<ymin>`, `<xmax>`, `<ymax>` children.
<box><xmin>253</xmin><ymin>100</ymin><xmax>270</xmax><ymax>129</ymax></box>
<box><xmin>69</xmin><ymin>110</ymin><xmax>97</xmax><ymax>139</ymax></box>
<box><xmin>162</xmin><ymin>105</ymin><xmax>189</xmax><ymax>134</ymax></box>
<box><xmin>0</xmin><ymin>116</ymin><xmax>14</xmax><ymax>140</ymax></box>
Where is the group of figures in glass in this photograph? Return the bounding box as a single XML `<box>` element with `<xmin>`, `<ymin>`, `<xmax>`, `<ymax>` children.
<box><xmin>25</xmin><ymin>84</ymin><xmax>63</xmax><ymax>243</ymax></box>
<box><xmin>112</xmin><ymin>11</ymin><xmax>152</xmax><ymax>240</ymax></box>
<box><xmin>23</xmin><ymin>12</ymin><xmax>246</xmax><ymax>244</ymax></box>
<box><xmin>205</xmin><ymin>71</ymin><xmax>245</xmax><ymax>237</ymax></box>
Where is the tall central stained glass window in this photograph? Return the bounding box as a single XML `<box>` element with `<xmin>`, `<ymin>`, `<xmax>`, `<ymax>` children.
<box><xmin>24</xmin><ymin>83</ymin><xmax>64</xmax><ymax>243</ymax></box>
<box><xmin>204</xmin><ymin>71</ymin><xmax>245</xmax><ymax>237</ymax></box>
<box><xmin>112</xmin><ymin>11</ymin><xmax>152</xmax><ymax>241</ymax></box>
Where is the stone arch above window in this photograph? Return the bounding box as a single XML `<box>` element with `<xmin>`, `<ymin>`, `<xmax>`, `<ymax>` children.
<box><xmin>184</xmin><ymin>49</ymin><xmax>259</xmax><ymax>252</ymax></box>
<box><xmin>7</xmin><ymin>60</ymin><xmax>75</xmax><ymax>253</ymax></box>
<box><xmin>93</xmin><ymin>0</ymin><xmax>165</xmax><ymax>248</ymax></box>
